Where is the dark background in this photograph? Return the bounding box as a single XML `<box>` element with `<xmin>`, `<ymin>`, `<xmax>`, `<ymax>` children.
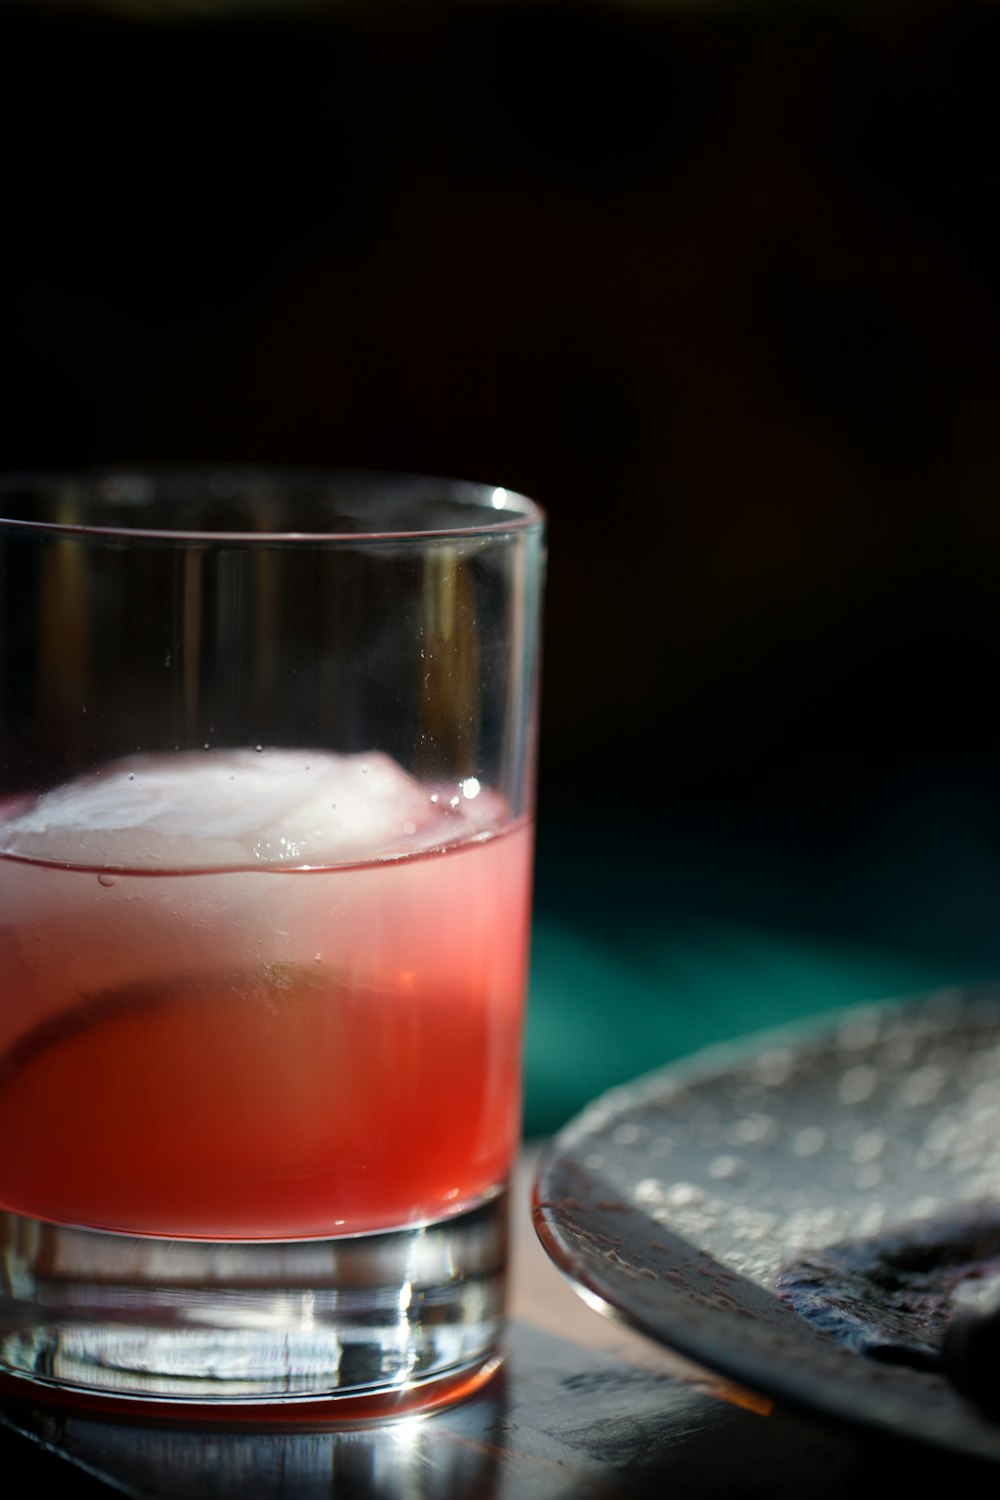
<box><xmin>5</xmin><ymin>0</ymin><xmax>1000</xmax><ymax>1127</ymax></box>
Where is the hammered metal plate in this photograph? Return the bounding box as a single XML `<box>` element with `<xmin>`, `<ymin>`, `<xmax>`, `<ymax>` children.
<box><xmin>533</xmin><ymin>985</ymin><xmax>1000</xmax><ymax>1461</ymax></box>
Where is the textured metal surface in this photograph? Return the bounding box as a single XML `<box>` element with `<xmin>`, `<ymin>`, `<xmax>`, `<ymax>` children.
<box><xmin>534</xmin><ymin>985</ymin><xmax>1000</xmax><ymax>1461</ymax></box>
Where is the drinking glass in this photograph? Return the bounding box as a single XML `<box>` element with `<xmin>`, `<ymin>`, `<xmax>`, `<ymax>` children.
<box><xmin>0</xmin><ymin>470</ymin><xmax>545</xmax><ymax>1418</ymax></box>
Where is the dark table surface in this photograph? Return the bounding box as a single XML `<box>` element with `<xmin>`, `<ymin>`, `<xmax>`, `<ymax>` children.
<box><xmin>2</xmin><ymin>1150</ymin><xmax>998</xmax><ymax>1499</ymax></box>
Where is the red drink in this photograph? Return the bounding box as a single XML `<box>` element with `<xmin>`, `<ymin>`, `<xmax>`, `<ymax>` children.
<box><xmin>0</xmin><ymin>467</ymin><xmax>543</xmax><ymax>1410</ymax></box>
<box><xmin>0</xmin><ymin>751</ymin><xmax>532</xmax><ymax>1240</ymax></box>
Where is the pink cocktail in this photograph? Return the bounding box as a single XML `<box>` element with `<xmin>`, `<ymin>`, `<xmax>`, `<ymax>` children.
<box><xmin>0</xmin><ymin>752</ymin><xmax>532</xmax><ymax>1241</ymax></box>
<box><xmin>0</xmin><ymin>468</ymin><xmax>544</xmax><ymax>1414</ymax></box>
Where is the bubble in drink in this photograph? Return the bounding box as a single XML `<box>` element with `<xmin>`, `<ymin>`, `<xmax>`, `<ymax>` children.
<box><xmin>0</xmin><ymin>751</ymin><xmax>532</xmax><ymax>1240</ymax></box>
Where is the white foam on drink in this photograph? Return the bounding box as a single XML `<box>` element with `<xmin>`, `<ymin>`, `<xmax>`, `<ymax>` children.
<box><xmin>0</xmin><ymin>751</ymin><xmax>504</xmax><ymax>871</ymax></box>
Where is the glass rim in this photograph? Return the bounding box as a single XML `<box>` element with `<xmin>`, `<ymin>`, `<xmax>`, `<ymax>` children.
<box><xmin>0</xmin><ymin>466</ymin><xmax>546</xmax><ymax>543</ymax></box>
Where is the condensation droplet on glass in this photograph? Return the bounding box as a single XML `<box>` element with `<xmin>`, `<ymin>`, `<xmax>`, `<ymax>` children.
<box><xmin>98</xmin><ymin>873</ymin><xmax>119</xmax><ymax>888</ymax></box>
<box><xmin>254</xmin><ymin>745</ymin><xmax>263</xmax><ymax>753</ymax></box>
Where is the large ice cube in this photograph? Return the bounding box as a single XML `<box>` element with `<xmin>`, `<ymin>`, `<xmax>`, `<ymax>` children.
<box><xmin>0</xmin><ymin>750</ymin><xmax>500</xmax><ymax>871</ymax></box>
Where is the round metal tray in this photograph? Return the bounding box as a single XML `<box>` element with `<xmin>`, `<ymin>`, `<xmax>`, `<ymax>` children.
<box><xmin>533</xmin><ymin>985</ymin><xmax>1000</xmax><ymax>1461</ymax></box>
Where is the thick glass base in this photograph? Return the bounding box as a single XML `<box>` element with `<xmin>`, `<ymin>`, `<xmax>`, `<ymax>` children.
<box><xmin>0</xmin><ymin>1192</ymin><xmax>507</xmax><ymax>1419</ymax></box>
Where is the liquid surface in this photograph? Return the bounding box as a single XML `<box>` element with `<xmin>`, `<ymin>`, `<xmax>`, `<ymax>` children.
<box><xmin>0</xmin><ymin>752</ymin><xmax>533</xmax><ymax>1239</ymax></box>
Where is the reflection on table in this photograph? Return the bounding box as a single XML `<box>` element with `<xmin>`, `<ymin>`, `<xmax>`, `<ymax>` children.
<box><xmin>2</xmin><ymin>1152</ymin><xmax>998</xmax><ymax>1498</ymax></box>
